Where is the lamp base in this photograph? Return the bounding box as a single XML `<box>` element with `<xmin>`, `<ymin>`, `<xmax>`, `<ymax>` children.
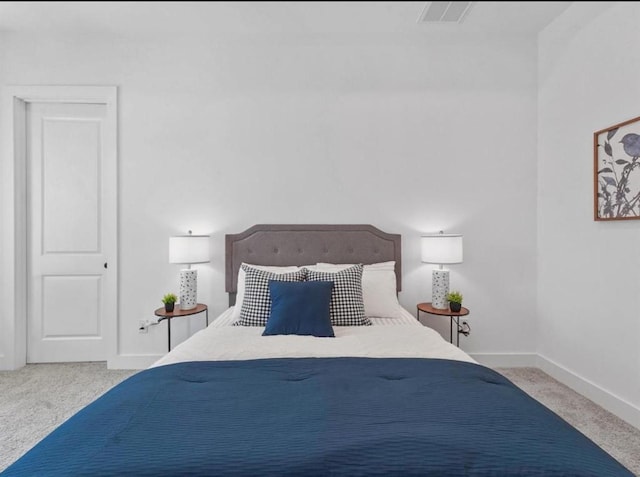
<box><xmin>179</xmin><ymin>269</ymin><xmax>198</xmax><ymax>310</ymax></box>
<box><xmin>432</xmin><ymin>269</ymin><xmax>449</xmax><ymax>309</ymax></box>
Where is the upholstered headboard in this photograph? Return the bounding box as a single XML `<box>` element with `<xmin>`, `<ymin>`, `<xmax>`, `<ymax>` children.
<box><xmin>225</xmin><ymin>224</ymin><xmax>401</xmax><ymax>305</ymax></box>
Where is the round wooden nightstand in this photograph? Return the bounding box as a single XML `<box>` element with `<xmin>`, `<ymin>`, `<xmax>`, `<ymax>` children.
<box><xmin>154</xmin><ymin>303</ymin><xmax>208</xmax><ymax>351</ymax></box>
<box><xmin>416</xmin><ymin>302</ymin><xmax>470</xmax><ymax>346</ymax></box>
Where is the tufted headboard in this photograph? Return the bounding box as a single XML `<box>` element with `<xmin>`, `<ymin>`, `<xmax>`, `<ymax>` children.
<box><xmin>225</xmin><ymin>224</ymin><xmax>401</xmax><ymax>305</ymax></box>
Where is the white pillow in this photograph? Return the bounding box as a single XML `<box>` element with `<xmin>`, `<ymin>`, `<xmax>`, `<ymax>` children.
<box><xmin>317</xmin><ymin>261</ymin><xmax>395</xmax><ymax>271</ymax></box>
<box><xmin>231</xmin><ymin>263</ymin><xmax>302</xmax><ymax>322</ymax></box>
<box><xmin>315</xmin><ymin>261</ymin><xmax>402</xmax><ymax>318</ymax></box>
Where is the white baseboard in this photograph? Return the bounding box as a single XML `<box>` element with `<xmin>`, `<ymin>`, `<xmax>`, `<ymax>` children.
<box><xmin>537</xmin><ymin>354</ymin><xmax>640</xmax><ymax>430</ymax></box>
<box><xmin>1</xmin><ymin>353</ymin><xmax>160</xmax><ymax>371</ymax></box>
<box><xmin>108</xmin><ymin>354</ymin><xmax>162</xmax><ymax>370</ymax></box>
<box><xmin>469</xmin><ymin>353</ymin><xmax>538</xmax><ymax>368</ymax></box>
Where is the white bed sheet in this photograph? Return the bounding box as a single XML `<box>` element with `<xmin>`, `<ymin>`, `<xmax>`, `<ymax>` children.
<box><xmin>152</xmin><ymin>306</ymin><xmax>475</xmax><ymax>367</ymax></box>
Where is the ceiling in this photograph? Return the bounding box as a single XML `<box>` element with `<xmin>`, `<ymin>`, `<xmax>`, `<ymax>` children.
<box><xmin>0</xmin><ymin>1</ymin><xmax>572</xmax><ymax>36</ymax></box>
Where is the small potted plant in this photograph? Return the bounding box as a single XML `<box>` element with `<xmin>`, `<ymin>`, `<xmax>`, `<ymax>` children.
<box><xmin>162</xmin><ymin>293</ymin><xmax>178</xmax><ymax>313</ymax></box>
<box><xmin>446</xmin><ymin>291</ymin><xmax>463</xmax><ymax>313</ymax></box>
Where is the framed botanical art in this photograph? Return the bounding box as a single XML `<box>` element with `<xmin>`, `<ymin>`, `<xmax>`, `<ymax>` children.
<box><xmin>594</xmin><ymin>115</ymin><xmax>640</xmax><ymax>221</ymax></box>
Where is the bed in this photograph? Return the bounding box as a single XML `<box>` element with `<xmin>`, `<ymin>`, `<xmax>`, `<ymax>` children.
<box><xmin>2</xmin><ymin>224</ymin><xmax>633</xmax><ymax>476</ymax></box>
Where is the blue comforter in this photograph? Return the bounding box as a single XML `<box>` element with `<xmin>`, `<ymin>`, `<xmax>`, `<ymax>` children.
<box><xmin>2</xmin><ymin>358</ymin><xmax>632</xmax><ymax>476</ymax></box>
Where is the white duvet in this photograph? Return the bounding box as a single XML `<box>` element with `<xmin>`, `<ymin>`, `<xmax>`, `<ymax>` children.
<box><xmin>152</xmin><ymin>307</ymin><xmax>475</xmax><ymax>367</ymax></box>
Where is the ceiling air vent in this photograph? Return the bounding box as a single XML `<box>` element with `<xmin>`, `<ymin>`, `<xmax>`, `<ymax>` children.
<box><xmin>418</xmin><ymin>2</ymin><xmax>473</xmax><ymax>23</ymax></box>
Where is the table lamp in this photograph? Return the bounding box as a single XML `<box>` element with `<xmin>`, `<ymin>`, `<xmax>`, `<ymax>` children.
<box><xmin>169</xmin><ymin>231</ymin><xmax>210</xmax><ymax>310</ymax></box>
<box><xmin>421</xmin><ymin>231</ymin><xmax>463</xmax><ymax>309</ymax></box>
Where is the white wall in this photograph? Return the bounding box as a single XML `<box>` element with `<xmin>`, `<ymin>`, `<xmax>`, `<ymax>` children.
<box><xmin>538</xmin><ymin>2</ymin><xmax>640</xmax><ymax>426</ymax></box>
<box><xmin>0</xmin><ymin>26</ymin><xmax>538</xmax><ymax>367</ymax></box>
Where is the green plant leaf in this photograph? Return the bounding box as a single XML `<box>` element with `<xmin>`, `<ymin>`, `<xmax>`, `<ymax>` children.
<box><xmin>162</xmin><ymin>293</ymin><xmax>178</xmax><ymax>304</ymax></box>
<box><xmin>601</xmin><ymin>176</ymin><xmax>617</xmax><ymax>187</ymax></box>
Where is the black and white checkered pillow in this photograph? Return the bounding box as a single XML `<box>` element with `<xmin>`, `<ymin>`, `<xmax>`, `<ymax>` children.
<box><xmin>305</xmin><ymin>264</ymin><xmax>370</xmax><ymax>326</ymax></box>
<box><xmin>235</xmin><ymin>265</ymin><xmax>307</xmax><ymax>326</ymax></box>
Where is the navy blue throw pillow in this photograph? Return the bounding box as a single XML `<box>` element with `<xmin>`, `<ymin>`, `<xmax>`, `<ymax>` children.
<box><xmin>263</xmin><ymin>280</ymin><xmax>335</xmax><ymax>337</ymax></box>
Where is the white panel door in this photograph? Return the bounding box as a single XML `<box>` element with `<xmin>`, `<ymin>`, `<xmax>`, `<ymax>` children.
<box><xmin>26</xmin><ymin>102</ymin><xmax>114</xmax><ymax>363</ymax></box>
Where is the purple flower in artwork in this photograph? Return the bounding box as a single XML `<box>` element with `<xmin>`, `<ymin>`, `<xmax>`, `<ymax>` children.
<box><xmin>620</xmin><ymin>133</ymin><xmax>640</xmax><ymax>158</ymax></box>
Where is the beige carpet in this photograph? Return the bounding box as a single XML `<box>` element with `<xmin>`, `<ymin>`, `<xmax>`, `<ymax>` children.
<box><xmin>0</xmin><ymin>363</ymin><xmax>638</xmax><ymax>474</ymax></box>
<box><xmin>0</xmin><ymin>363</ymin><xmax>137</xmax><ymax>472</ymax></box>
<box><xmin>497</xmin><ymin>367</ymin><xmax>640</xmax><ymax>475</ymax></box>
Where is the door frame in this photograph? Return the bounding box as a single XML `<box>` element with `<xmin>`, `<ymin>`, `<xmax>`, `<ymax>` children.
<box><xmin>0</xmin><ymin>85</ymin><xmax>118</xmax><ymax>370</ymax></box>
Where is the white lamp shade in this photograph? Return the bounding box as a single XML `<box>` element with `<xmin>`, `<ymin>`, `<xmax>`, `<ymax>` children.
<box><xmin>421</xmin><ymin>234</ymin><xmax>463</xmax><ymax>264</ymax></box>
<box><xmin>169</xmin><ymin>235</ymin><xmax>210</xmax><ymax>264</ymax></box>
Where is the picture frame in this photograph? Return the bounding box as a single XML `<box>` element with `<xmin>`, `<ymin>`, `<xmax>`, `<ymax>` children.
<box><xmin>594</xmin><ymin>115</ymin><xmax>640</xmax><ymax>221</ymax></box>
